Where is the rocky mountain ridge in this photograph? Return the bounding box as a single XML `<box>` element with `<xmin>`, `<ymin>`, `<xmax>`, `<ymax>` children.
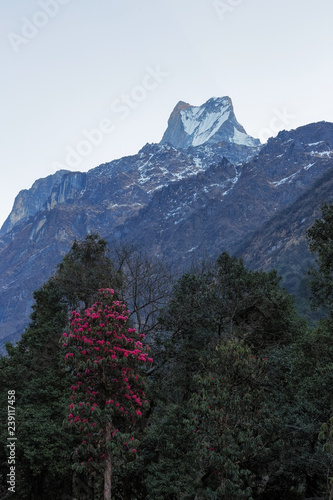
<box><xmin>116</xmin><ymin>121</ymin><xmax>333</xmax><ymax>265</ymax></box>
<box><xmin>1</xmin><ymin>141</ymin><xmax>260</xmax><ymax>239</ymax></box>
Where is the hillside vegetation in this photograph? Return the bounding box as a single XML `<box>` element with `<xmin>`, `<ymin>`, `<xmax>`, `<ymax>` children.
<box><xmin>1</xmin><ymin>205</ymin><xmax>333</xmax><ymax>498</ymax></box>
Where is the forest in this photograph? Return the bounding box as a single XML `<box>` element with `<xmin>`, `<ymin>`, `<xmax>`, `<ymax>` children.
<box><xmin>1</xmin><ymin>203</ymin><xmax>333</xmax><ymax>500</ymax></box>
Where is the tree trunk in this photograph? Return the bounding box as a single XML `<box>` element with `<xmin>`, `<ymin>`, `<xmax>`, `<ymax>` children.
<box><xmin>72</xmin><ymin>471</ymin><xmax>79</xmax><ymax>500</ymax></box>
<box><xmin>329</xmin><ymin>481</ymin><xmax>333</xmax><ymax>500</ymax></box>
<box><xmin>104</xmin><ymin>422</ymin><xmax>112</xmax><ymax>499</ymax></box>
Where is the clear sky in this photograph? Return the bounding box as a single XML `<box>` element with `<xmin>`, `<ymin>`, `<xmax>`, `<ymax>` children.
<box><xmin>1</xmin><ymin>0</ymin><xmax>332</xmax><ymax>227</ymax></box>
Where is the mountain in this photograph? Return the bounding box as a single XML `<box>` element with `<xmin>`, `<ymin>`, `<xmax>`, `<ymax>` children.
<box><xmin>0</xmin><ymin>96</ymin><xmax>332</xmax><ymax>350</ymax></box>
<box><xmin>117</xmin><ymin>121</ymin><xmax>333</xmax><ymax>265</ymax></box>
<box><xmin>160</xmin><ymin>97</ymin><xmax>260</xmax><ymax>149</ymax></box>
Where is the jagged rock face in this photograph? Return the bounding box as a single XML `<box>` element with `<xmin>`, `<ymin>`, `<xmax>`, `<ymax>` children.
<box><xmin>160</xmin><ymin>97</ymin><xmax>260</xmax><ymax>149</ymax></box>
<box><xmin>46</xmin><ymin>172</ymin><xmax>87</xmax><ymax>211</ymax></box>
<box><xmin>0</xmin><ymin>100</ymin><xmax>332</xmax><ymax>350</ymax></box>
<box><xmin>0</xmin><ymin>170</ymin><xmax>70</xmax><ymax>235</ymax></box>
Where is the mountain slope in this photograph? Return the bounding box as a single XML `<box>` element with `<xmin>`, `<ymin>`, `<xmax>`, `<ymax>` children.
<box><xmin>236</xmin><ymin>164</ymin><xmax>333</xmax><ymax>298</ymax></box>
<box><xmin>117</xmin><ymin>122</ymin><xmax>333</xmax><ymax>266</ymax></box>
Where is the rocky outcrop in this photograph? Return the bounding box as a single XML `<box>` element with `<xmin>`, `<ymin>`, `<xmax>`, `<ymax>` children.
<box><xmin>45</xmin><ymin>172</ymin><xmax>87</xmax><ymax>211</ymax></box>
<box><xmin>0</xmin><ymin>170</ymin><xmax>70</xmax><ymax>235</ymax></box>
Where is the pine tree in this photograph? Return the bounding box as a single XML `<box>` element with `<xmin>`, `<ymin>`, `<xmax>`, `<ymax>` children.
<box><xmin>307</xmin><ymin>202</ymin><xmax>333</xmax><ymax>315</ymax></box>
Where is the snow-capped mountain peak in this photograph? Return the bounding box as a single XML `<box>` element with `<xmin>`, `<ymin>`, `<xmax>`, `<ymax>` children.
<box><xmin>160</xmin><ymin>96</ymin><xmax>260</xmax><ymax>149</ymax></box>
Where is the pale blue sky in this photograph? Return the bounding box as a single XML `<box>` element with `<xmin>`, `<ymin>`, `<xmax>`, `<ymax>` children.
<box><xmin>1</xmin><ymin>0</ymin><xmax>332</xmax><ymax>226</ymax></box>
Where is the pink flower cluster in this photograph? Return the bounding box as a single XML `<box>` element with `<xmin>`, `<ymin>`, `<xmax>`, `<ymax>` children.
<box><xmin>63</xmin><ymin>288</ymin><xmax>152</xmax><ymax>466</ymax></box>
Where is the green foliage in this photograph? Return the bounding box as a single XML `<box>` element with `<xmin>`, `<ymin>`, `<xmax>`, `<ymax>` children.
<box><xmin>159</xmin><ymin>252</ymin><xmax>301</xmax><ymax>362</ymax></box>
<box><xmin>55</xmin><ymin>233</ymin><xmax>121</xmax><ymax>309</ymax></box>
<box><xmin>214</xmin><ymin>252</ymin><xmax>302</xmax><ymax>351</ymax></box>
<box><xmin>307</xmin><ymin>202</ymin><xmax>333</xmax><ymax>314</ymax></box>
<box><xmin>144</xmin><ymin>250</ymin><xmax>333</xmax><ymax>499</ymax></box>
<box><xmin>144</xmin><ymin>404</ymin><xmax>198</xmax><ymax>499</ymax></box>
<box><xmin>145</xmin><ymin>252</ymin><xmax>301</xmax><ymax>499</ymax></box>
<box><xmin>188</xmin><ymin>339</ymin><xmax>268</xmax><ymax>500</ymax></box>
<box><xmin>252</xmin><ymin>319</ymin><xmax>333</xmax><ymax>499</ymax></box>
<box><xmin>2</xmin><ymin>231</ymin><xmax>333</xmax><ymax>499</ymax></box>
<box><xmin>0</xmin><ymin>278</ymin><xmax>75</xmax><ymax>499</ymax></box>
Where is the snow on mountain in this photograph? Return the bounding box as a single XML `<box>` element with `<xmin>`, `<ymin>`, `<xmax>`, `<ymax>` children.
<box><xmin>232</xmin><ymin>128</ymin><xmax>258</xmax><ymax>147</ymax></box>
<box><xmin>181</xmin><ymin>104</ymin><xmax>230</xmax><ymax>146</ymax></box>
<box><xmin>161</xmin><ymin>96</ymin><xmax>260</xmax><ymax>149</ymax></box>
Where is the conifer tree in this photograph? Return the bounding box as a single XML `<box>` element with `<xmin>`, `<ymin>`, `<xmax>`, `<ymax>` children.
<box><xmin>307</xmin><ymin>202</ymin><xmax>333</xmax><ymax>315</ymax></box>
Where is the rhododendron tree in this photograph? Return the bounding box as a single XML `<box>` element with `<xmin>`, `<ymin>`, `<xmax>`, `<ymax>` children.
<box><xmin>63</xmin><ymin>288</ymin><xmax>152</xmax><ymax>499</ymax></box>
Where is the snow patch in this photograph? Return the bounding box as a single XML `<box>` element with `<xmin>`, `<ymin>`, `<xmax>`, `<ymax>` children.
<box><xmin>232</xmin><ymin>128</ymin><xmax>256</xmax><ymax>147</ymax></box>
<box><xmin>304</xmin><ymin>162</ymin><xmax>316</xmax><ymax>171</ymax></box>
<box><xmin>181</xmin><ymin>108</ymin><xmax>230</xmax><ymax>147</ymax></box>
<box><xmin>222</xmin><ymin>168</ymin><xmax>241</xmax><ymax>197</ymax></box>
<box><xmin>310</xmin><ymin>150</ymin><xmax>332</xmax><ymax>157</ymax></box>
<box><xmin>272</xmin><ymin>171</ymin><xmax>298</xmax><ymax>186</ymax></box>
